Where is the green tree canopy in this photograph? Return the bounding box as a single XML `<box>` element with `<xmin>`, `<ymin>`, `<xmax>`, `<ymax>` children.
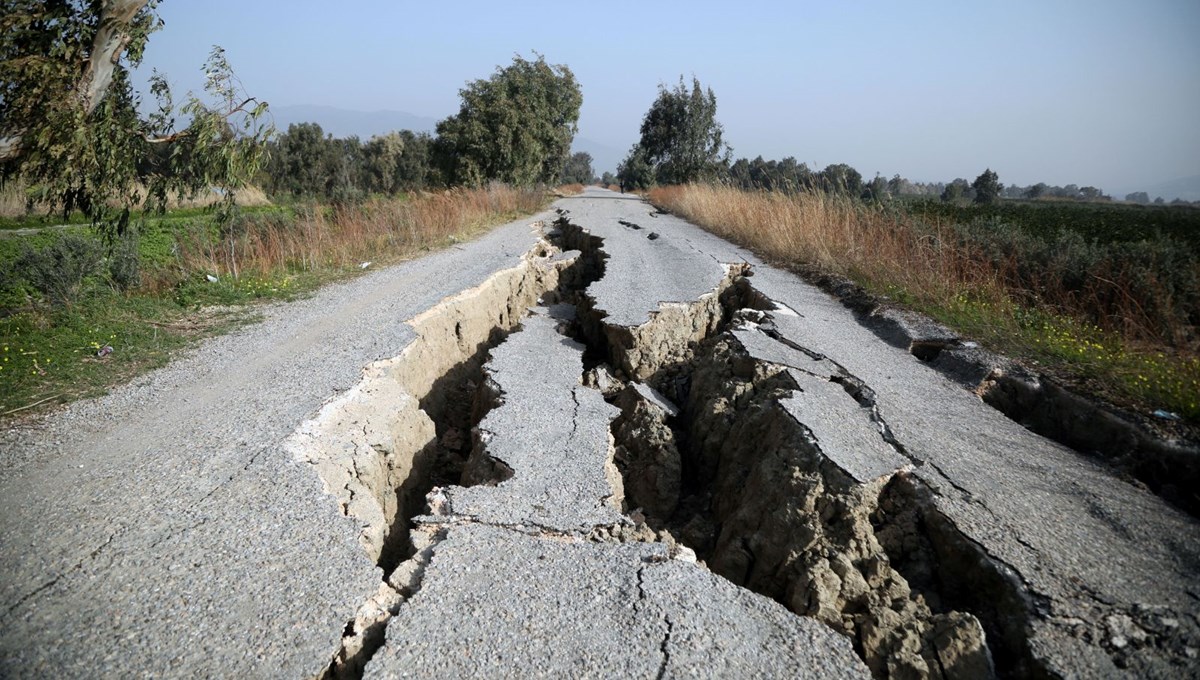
<box><xmin>433</xmin><ymin>53</ymin><xmax>582</xmax><ymax>187</ymax></box>
<box><xmin>0</xmin><ymin>1</ymin><xmax>272</xmax><ymax>238</ymax></box>
<box><xmin>942</xmin><ymin>178</ymin><xmax>970</xmax><ymax>203</ymax></box>
<box><xmin>560</xmin><ymin>151</ymin><xmax>595</xmax><ymax>185</ymax></box>
<box><xmin>863</xmin><ymin>174</ymin><xmax>890</xmax><ymax>202</ymax></box>
<box><xmin>363</xmin><ymin>132</ymin><xmax>406</xmax><ymax>194</ymax></box>
<box><xmin>269</xmin><ymin>122</ymin><xmax>328</xmax><ymax>197</ymax></box>
<box><xmin>971</xmin><ymin>168</ymin><xmax>1003</xmax><ymax>204</ymax></box>
<box><xmin>818</xmin><ymin>163</ymin><xmax>863</xmax><ymax>196</ymax></box>
<box><xmin>622</xmin><ymin>76</ymin><xmax>730</xmax><ymax>186</ymax></box>
<box><xmin>616</xmin><ymin>144</ymin><xmax>654</xmax><ymax>191</ymax></box>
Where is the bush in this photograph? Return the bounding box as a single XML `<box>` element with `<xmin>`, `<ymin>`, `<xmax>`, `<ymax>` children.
<box><xmin>8</xmin><ymin>234</ymin><xmax>103</xmax><ymax>305</ymax></box>
<box><xmin>107</xmin><ymin>233</ymin><xmax>141</xmax><ymax>291</ymax></box>
<box><xmin>943</xmin><ymin>218</ymin><xmax>1199</xmax><ymax>345</ymax></box>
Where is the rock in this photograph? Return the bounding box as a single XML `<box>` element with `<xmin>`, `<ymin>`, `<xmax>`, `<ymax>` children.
<box><xmin>933</xmin><ymin>612</ymin><xmax>996</xmax><ymax>679</ymax></box>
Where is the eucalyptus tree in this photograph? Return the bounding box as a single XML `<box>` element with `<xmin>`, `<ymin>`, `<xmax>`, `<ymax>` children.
<box><xmin>0</xmin><ymin>0</ymin><xmax>272</xmax><ymax>239</ymax></box>
<box><xmin>622</xmin><ymin>76</ymin><xmax>730</xmax><ymax>186</ymax></box>
<box><xmin>434</xmin><ymin>54</ymin><xmax>582</xmax><ymax>187</ymax></box>
<box><xmin>616</xmin><ymin>144</ymin><xmax>653</xmax><ymax>191</ymax></box>
<box><xmin>818</xmin><ymin>163</ymin><xmax>863</xmax><ymax>196</ymax></box>
<box><xmin>363</xmin><ymin>132</ymin><xmax>406</xmax><ymax>194</ymax></box>
<box><xmin>971</xmin><ymin>169</ymin><xmax>1003</xmax><ymax>204</ymax></box>
<box><xmin>560</xmin><ymin>151</ymin><xmax>594</xmax><ymax>185</ymax></box>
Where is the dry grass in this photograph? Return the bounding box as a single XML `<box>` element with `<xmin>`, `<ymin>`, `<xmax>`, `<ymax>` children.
<box><xmin>649</xmin><ymin>184</ymin><xmax>1199</xmax><ymax>420</ymax></box>
<box><xmin>649</xmin><ymin>185</ymin><xmax>1192</xmax><ymax>340</ymax></box>
<box><xmin>164</xmin><ymin>185</ymin><xmax>545</xmax><ymax>287</ymax></box>
<box><xmin>156</xmin><ymin>184</ymin><xmax>272</xmax><ymax>210</ymax></box>
<box><xmin>556</xmin><ymin>183</ymin><xmax>585</xmax><ymax>196</ymax></box>
<box><xmin>650</xmin><ymin>184</ymin><xmax>991</xmax><ymax>305</ymax></box>
<box><xmin>0</xmin><ymin>182</ymin><xmax>28</xmax><ymax>218</ymax></box>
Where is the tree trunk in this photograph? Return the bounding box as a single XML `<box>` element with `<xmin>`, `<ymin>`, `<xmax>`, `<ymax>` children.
<box><xmin>0</xmin><ymin>0</ymin><xmax>149</xmax><ymax>163</ymax></box>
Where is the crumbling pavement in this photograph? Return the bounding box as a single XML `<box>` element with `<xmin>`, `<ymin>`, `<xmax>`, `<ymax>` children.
<box><xmin>2</xmin><ymin>188</ymin><xmax>1197</xmax><ymax>678</ymax></box>
<box><xmin>298</xmin><ymin>225</ymin><xmax>869</xmax><ymax>677</ymax></box>
<box><xmin>304</xmin><ymin>190</ymin><xmax>1200</xmax><ymax>678</ymax></box>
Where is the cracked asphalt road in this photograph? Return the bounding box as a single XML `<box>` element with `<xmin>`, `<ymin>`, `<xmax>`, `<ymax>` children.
<box><xmin>0</xmin><ymin>213</ymin><xmax>554</xmax><ymax>676</ymax></box>
<box><xmin>1</xmin><ymin>187</ymin><xmax>1197</xmax><ymax>677</ymax></box>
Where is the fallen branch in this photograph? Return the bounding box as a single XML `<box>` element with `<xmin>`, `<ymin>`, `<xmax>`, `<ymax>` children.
<box><xmin>2</xmin><ymin>394</ymin><xmax>62</xmax><ymax>417</ymax></box>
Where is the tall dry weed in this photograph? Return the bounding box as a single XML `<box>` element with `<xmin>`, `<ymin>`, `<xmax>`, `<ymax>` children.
<box><xmin>649</xmin><ymin>184</ymin><xmax>1190</xmax><ymax>349</ymax></box>
<box><xmin>0</xmin><ymin>181</ymin><xmax>30</xmax><ymax>218</ymax></box>
<box><xmin>165</xmin><ymin>185</ymin><xmax>543</xmax><ymax>287</ymax></box>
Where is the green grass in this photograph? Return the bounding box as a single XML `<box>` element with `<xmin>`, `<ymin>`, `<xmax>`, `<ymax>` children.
<box><xmin>0</xmin><ymin>188</ymin><xmax>551</xmax><ymax>419</ymax></box>
<box><xmin>0</xmin><ymin>211</ymin><xmax>91</xmax><ymax>231</ymax></box>
<box><xmin>0</xmin><ymin>267</ymin><xmax>349</xmax><ymax>416</ymax></box>
<box><xmin>909</xmin><ymin>198</ymin><xmax>1200</xmax><ymax>250</ymax></box>
<box><xmin>1</xmin><ymin>206</ymin><xmax>327</xmax><ymax>415</ymax></box>
<box><xmin>920</xmin><ymin>289</ymin><xmax>1199</xmax><ymax>421</ymax></box>
<box><xmin>0</xmin><ymin>203</ymin><xmax>288</xmax><ymax>232</ymax></box>
<box><xmin>0</xmin><ymin>290</ymin><xmax>249</xmax><ymax>415</ymax></box>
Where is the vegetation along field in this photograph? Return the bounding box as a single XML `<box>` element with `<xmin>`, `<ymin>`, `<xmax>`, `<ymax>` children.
<box><xmin>1</xmin><ymin>11</ymin><xmax>589</xmax><ymax>421</ymax></box>
<box><xmin>0</xmin><ymin>186</ymin><xmax>549</xmax><ymax>416</ymax></box>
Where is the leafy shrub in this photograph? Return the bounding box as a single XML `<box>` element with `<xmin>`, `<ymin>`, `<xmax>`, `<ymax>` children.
<box><xmin>942</xmin><ymin>217</ymin><xmax>1199</xmax><ymax>345</ymax></box>
<box><xmin>107</xmin><ymin>233</ymin><xmax>141</xmax><ymax>291</ymax></box>
<box><xmin>7</xmin><ymin>234</ymin><xmax>103</xmax><ymax>305</ymax></box>
<box><xmin>137</xmin><ymin>222</ymin><xmax>179</xmax><ymax>268</ymax></box>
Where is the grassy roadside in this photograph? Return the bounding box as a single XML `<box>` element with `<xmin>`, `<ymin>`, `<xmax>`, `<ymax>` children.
<box><xmin>0</xmin><ymin>185</ymin><xmax>555</xmax><ymax>419</ymax></box>
<box><xmin>649</xmin><ymin>184</ymin><xmax>1200</xmax><ymax>423</ymax></box>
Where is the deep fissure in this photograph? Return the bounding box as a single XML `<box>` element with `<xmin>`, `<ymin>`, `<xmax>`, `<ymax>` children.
<box><xmin>289</xmin><ymin>221</ymin><xmax>604</xmax><ymax>680</ymax></box>
<box><xmin>298</xmin><ymin>211</ymin><xmax>1106</xmax><ymax>679</ymax></box>
<box><xmin>560</xmin><ymin>248</ymin><xmax>1048</xmax><ymax>677</ymax></box>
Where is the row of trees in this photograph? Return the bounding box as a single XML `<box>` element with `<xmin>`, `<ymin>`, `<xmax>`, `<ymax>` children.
<box><xmin>263</xmin><ymin>123</ymin><xmax>597</xmax><ymax>202</ymax></box>
<box><xmin>263</xmin><ymin>55</ymin><xmax>595</xmax><ymax>201</ymax></box>
<box><xmin>2</xmin><ymin>1</ymin><xmax>589</xmax><ymax>226</ymax></box>
<box><xmin>1123</xmin><ymin>192</ymin><xmax>1186</xmax><ymax>206</ymax></box>
<box><xmin>614</xmin><ymin>75</ymin><xmax>1199</xmax><ymax>208</ymax></box>
<box><xmin>3</xmin><ymin>0</ymin><xmax>1184</xmax><ymax>240</ymax></box>
<box><xmin>614</xmin><ymin>77</ymin><xmax>1007</xmax><ymax>204</ymax></box>
<box><xmin>264</xmin><ymin>126</ymin><xmax>434</xmax><ymax>200</ymax></box>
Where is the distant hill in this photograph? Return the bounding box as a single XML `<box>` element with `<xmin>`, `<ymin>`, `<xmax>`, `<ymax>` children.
<box><xmin>1140</xmin><ymin>175</ymin><xmax>1200</xmax><ymax>203</ymax></box>
<box><xmin>269</xmin><ymin>105</ymin><xmax>437</xmax><ymax>139</ymax></box>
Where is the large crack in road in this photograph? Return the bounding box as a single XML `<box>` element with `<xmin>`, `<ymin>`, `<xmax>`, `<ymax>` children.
<box><xmin>291</xmin><ymin>197</ymin><xmax>1199</xmax><ymax>679</ymax></box>
<box><xmin>297</xmin><ymin>212</ymin><xmax>867</xmax><ymax>678</ymax></box>
<box><xmin>3</xmin><ymin>188</ymin><xmax>1197</xmax><ymax>678</ymax></box>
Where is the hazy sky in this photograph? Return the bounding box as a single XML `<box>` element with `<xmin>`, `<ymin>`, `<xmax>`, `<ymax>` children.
<box><xmin>135</xmin><ymin>0</ymin><xmax>1200</xmax><ymax>194</ymax></box>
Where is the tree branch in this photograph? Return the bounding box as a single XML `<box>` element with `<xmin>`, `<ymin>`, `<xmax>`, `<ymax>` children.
<box><xmin>0</xmin><ymin>134</ymin><xmax>24</xmax><ymax>163</ymax></box>
<box><xmin>2</xmin><ymin>1</ymin><xmax>149</xmax><ymax>164</ymax></box>
<box><xmin>77</xmin><ymin>0</ymin><xmax>149</xmax><ymax>116</ymax></box>
<box><xmin>145</xmin><ymin>131</ymin><xmax>189</xmax><ymax>144</ymax></box>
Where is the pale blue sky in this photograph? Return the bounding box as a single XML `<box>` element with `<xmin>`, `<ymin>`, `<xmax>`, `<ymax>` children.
<box><xmin>135</xmin><ymin>0</ymin><xmax>1200</xmax><ymax>194</ymax></box>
